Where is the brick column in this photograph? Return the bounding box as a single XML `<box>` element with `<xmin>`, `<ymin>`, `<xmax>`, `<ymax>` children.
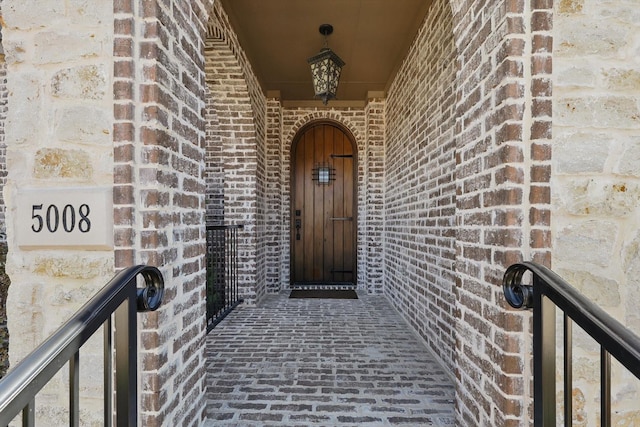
<box><xmin>363</xmin><ymin>96</ymin><xmax>385</xmax><ymax>293</ymax></box>
<box><xmin>452</xmin><ymin>0</ymin><xmax>552</xmax><ymax>424</ymax></box>
<box><xmin>114</xmin><ymin>0</ymin><xmax>209</xmax><ymax>425</ymax></box>
<box><xmin>265</xmin><ymin>96</ymin><xmax>284</xmax><ymax>292</ymax></box>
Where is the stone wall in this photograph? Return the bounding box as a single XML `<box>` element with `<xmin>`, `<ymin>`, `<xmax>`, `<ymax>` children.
<box><xmin>3</xmin><ymin>0</ymin><xmax>116</xmax><ymax>423</ymax></box>
<box><xmin>553</xmin><ymin>0</ymin><xmax>640</xmax><ymax>425</ymax></box>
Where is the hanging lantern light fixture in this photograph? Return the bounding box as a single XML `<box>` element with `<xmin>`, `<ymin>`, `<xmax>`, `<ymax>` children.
<box><xmin>307</xmin><ymin>24</ymin><xmax>345</xmax><ymax>105</ymax></box>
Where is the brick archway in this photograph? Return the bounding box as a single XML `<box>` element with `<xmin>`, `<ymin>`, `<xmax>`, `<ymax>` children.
<box><xmin>286</xmin><ymin>113</ymin><xmax>363</xmax><ymax>153</ymax></box>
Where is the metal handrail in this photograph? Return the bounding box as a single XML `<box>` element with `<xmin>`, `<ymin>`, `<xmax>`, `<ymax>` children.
<box><xmin>0</xmin><ymin>265</ymin><xmax>164</xmax><ymax>426</ymax></box>
<box><xmin>503</xmin><ymin>262</ymin><xmax>640</xmax><ymax>426</ymax></box>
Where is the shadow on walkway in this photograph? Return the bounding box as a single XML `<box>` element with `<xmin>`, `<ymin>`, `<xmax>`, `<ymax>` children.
<box><xmin>206</xmin><ymin>292</ymin><xmax>455</xmax><ymax>426</ymax></box>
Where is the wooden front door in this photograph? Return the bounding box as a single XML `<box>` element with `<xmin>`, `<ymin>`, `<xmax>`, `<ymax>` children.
<box><xmin>291</xmin><ymin>123</ymin><xmax>356</xmax><ymax>286</ymax></box>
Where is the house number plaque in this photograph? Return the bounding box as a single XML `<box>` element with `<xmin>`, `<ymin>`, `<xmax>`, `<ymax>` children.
<box><xmin>16</xmin><ymin>187</ymin><xmax>113</xmax><ymax>250</ymax></box>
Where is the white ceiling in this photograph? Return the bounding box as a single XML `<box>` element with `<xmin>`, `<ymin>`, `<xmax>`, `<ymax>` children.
<box><xmin>219</xmin><ymin>0</ymin><xmax>434</xmax><ymax>104</ymax></box>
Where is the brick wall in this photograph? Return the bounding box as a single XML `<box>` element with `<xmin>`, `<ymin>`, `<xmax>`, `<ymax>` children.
<box><xmin>384</xmin><ymin>0</ymin><xmax>457</xmax><ymax>375</ymax></box>
<box><xmin>553</xmin><ymin>1</ymin><xmax>640</xmax><ymax>424</ymax></box>
<box><xmin>204</xmin><ymin>2</ymin><xmax>267</xmax><ymax>304</ymax></box>
<box><xmin>204</xmin><ymin>84</ymin><xmax>224</xmax><ymax>224</ymax></box>
<box><xmin>452</xmin><ymin>0</ymin><xmax>553</xmax><ymax>425</ymax></box>
<box><xmin>6</xmin><ymin>0</ymin><xmax>636</xmax><ymax>424</ymax></box>
<box><xmin>113</xmin><ymin>0</ymin><xmax>209</xmax><ymax>424</ymax></box>
<box><xmin>265</xmin><ymin>98</ymin><xmax>284</xmax><ymax>292</ymax></box>
<box><xmin>363</xmin><ymin>98</ymin><xmax>386</xmax><ymax>293</ymax></box>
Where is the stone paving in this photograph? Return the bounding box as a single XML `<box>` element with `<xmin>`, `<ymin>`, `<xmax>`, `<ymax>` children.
<box><xmin>205</xmin><ymin>292</ymin><xmax>456</xmax><ymax>426</ymax></box>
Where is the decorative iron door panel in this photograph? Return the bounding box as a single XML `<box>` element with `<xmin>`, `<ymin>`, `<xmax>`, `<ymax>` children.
<box><xmin>291</xmin><ymin>123</ymin><xmax>356</xmax><ymax>286</ymax></box>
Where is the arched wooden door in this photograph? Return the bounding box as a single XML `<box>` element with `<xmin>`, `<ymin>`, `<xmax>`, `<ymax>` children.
<box><xmin>291</xmin><ymin>122</ymin><xmax>356</xmax><ymax>287</ymax></box>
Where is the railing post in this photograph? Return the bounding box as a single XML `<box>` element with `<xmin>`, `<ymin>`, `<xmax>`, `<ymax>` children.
<box><xmin>23</xmin><ymin>399</ymin><xmax>34</xmax><ymax>427</ymax></box>
<box><xmin>601</xmin><ymin>348</ymin><xmax>611</xmax><ymax>427</ymax></box>
<box><xmin>115</xmin><ymin>292</ymin><xmax>137</xmax><ymax>426</ymax></box>
<box><xmin>104</xmin><ymin>317</ymin><xmax>113</xmax><ymax>427</ymax></box>
<box><xmin>69</xmin><ymin>351</ymin><xmax>79</xmax><ymax>427</ymax></box>
<box><xmin>563</xmin><ymin>314</ymin><xmax>572</xmax><ymax>427</ymax></box>
<box><xmin>533</xmin><ymin>278</ymin><xmax>556</xmax><ymax>426</ymax></box>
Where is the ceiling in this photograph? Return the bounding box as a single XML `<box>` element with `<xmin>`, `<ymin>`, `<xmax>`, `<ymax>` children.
<box><xmin>220</xmin><ymin>0</ymin><xmax>434</xmax><ymax>106</ymax></box>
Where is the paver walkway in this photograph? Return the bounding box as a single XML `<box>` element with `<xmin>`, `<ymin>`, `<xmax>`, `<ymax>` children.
<box><xmin>205</xmin><ymin>292</ymin><xmax>455</xmax><ymax>426</ymax></box>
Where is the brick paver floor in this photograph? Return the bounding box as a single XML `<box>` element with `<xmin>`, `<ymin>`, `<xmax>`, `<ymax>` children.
<box><xmin>205</xmin><ymin>292</ymin><xmax>455</xmax><ymax>426</ymax></box>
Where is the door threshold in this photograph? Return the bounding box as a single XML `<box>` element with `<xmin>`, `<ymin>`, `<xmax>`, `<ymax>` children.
<box><xmin>290</xmin><ymin>282</ymin><xmax>356</xmax><ymax>291</ymax></box>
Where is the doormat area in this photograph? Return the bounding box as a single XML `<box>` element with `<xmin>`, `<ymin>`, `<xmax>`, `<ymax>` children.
<box><xmin>289</xmin><ymin>289</ymin><xmax>358</xmax><ymax>299</ymax></box>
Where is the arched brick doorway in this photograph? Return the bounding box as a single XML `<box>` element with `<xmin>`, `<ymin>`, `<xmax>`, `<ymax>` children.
<box><xmin>290</xmin><ymin>121</ymin><xmax>358</xmax><ymax>288</ymax></box>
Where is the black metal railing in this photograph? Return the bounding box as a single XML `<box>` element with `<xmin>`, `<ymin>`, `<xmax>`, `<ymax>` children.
<box><xmin>503</xmin><ymin>262</ymin><xmax>640</xmax><ymax>427</ymax></box>
<box><xmin>0</xmin><ymin>265</ymin><xmax>164</xmax><ymax>426</ymax></box>
<box><xmin>206</xmin><ymin>224</ymin><xmax>243</xmax><ymax>331</ymax></box>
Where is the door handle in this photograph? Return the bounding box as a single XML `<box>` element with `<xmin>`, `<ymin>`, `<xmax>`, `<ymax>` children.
<box><xmin>295</xmin><ymin>218</ymin><xmax>301</xmax><ymax>240</ymax></box>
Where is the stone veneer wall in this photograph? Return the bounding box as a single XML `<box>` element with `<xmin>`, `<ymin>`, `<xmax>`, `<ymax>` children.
<box><xmin>3</xmin><ymin>0</ymin><xmax>116</xmax><ymax>423</ymax></box>
<box><xmin>553</xmin><ymin>1</ymin><xmax>640</xmax><ymax>425</ymax></box>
